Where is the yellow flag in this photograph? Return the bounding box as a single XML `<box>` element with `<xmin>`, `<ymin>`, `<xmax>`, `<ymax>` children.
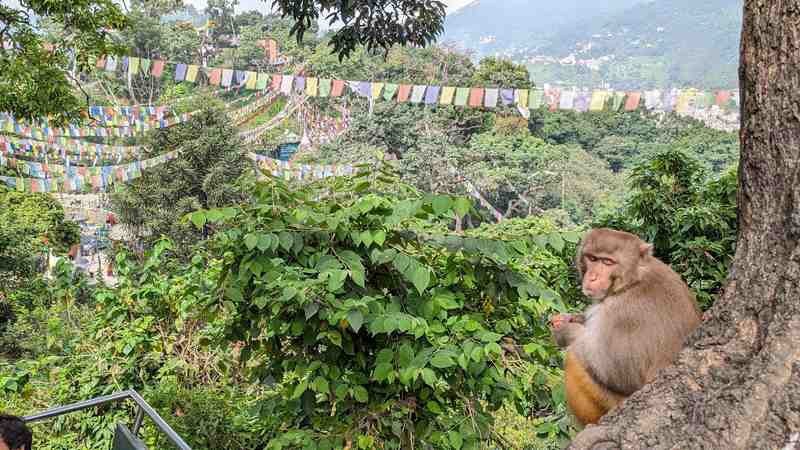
<box><xmin>440</xmin><ymin>86</ymin><xmax>456</xmax><ymax>105</ymax></box>
<box><xmin>185</xmin><ymin>65</ymin><xmax>199</xmax><ymax>82</ymax></box>
<box><xmin>306</xmin><ymin>77</ymin><xmax>318</xmax><ymax>96</ymax></box>
<box><xmin>515</xmin><ymin>89</ymin><xmax>529</xmax><ymax>108</ymax></box>
<box><xmin>371</xmin><ymin>82</ymin><xmax>384</xmax><ymax>99</ymax></box>
<box><xmin>245</xmin><ymin>71</ymin><xmax>258</xmax><ymax>89</ymax></box>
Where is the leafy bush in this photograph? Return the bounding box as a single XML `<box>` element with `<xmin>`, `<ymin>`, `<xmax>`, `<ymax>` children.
<box><xmin>596</xmin><ymin>149</ymin><xmax>737</xmax><ymax>308</ymax></box>
<box><xmin>188</xmin><ymin>164</ymin><xmax>577</xmax><ymax>448</ymax></box>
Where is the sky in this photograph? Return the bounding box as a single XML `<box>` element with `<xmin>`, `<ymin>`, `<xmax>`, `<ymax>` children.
<box><xmin>186</xmin><ymin>0</ymin><xmax>475</xmax><ymax>15</ymax></box>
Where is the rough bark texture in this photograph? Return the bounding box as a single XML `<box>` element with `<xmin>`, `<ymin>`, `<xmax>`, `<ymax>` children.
<box><xmin>568</xmin><ymin>1</ymin><xmax>800</xmax><ymax>449</ymax></box>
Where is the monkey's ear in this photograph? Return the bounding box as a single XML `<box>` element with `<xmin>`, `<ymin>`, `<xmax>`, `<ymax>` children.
<box><xmin>639</xmin><ymin>243</ymin><xmax>654</xmax><ymax>257</ymax></box>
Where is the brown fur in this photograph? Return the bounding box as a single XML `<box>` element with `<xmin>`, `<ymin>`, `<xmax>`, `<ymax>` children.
<box><xmin>551</xmin><ymin>228</ymin><xmax>701</xmax><ymax>426</ymax></box>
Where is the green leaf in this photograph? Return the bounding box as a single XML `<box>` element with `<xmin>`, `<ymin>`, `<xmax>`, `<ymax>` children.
<box><xmin>257</xmin><ymin>234</ymin><xmax>272</xmax><ymax>252</ymax></box>
<box><xmin>453</xmin><ymin>197</ymin><xmax>471</xmax><ymax>217</ymax></box>
<box><xmin>478</xmin><ymin>331</ymin><xmax>502</xmax><ymax>343</ymax></box>
<box><xmin>190</xmin><ymin>211</ymin><xmax>206</xmax><ymax>229</ymax></box>
<box><xmin>206</xmin><ymin>208</ymin><xmax>224</xmax><ymax>223</ymax></box>
<box><xmin>350</xmin><ymin>266</ymin><xmax>366</xmax><ymax>288</ymax></box>
<box><xmin>410</xmin><ymin>266</ymin><xmax>431</xmax><ymax>294</ymax></box>
<box><xmin>244</xmin><ymin>233</ymin><xmax>258</xmax><ymax>251</ymax></box>
<box><xmin>372</xmin><ymin>230</ymin><xmax>386</xmax><ymax>246</ymax></box>
<box><xmin>485</xmin><ymin>342</ymin><xmax>502</xmax><ymax>356</ymax></box>
<box><xmin>292</xmin><ymin>380</ymin><xmax>308</xmax><ymax>399</ymax></box>
<box><xmin>376</xmin><ymin>349</ymin><xmax>394</xmax><ymax>364</ymax></box>
<box><xmin>470</xmin><ymin>346</ymin><xmax>483</xmax><ymax>362</ymax></box>
<box><xmin>313</xmin><ymin>376</ymin><xmax>329</xmax><ymax>394</ymax></box>
<box><xmin>278</xmin><ymin>232</ymin><xmax>294</xmax><ymax>251</ymax></box>
<box><xmin>374</xmin><ymin>362</ymin><xmax>393</xmax><ymax>381</ymax></box>
<box><xmin>361</xmin><ymin>230</ymin><xmax>374</xmax><ymax>247</ymax></box>
<box><xmin>448</xmin><ymin>431</ymin><xmax>463</xmax><ymax>450</ymax></box>
<box><xmin>347</xmin><ymin>310</ymin><xmax>364</xmax><ymax>333</ymax></box>
<box><xmin>327</xmin><ymin>331</ymin><xmax>342</xmax><ymax>347</ymax></box>
<box><xmin>421</xmin><ymin>368</ymin><xmax>437</xmax><ymax>387</ymax></box>
<box><xmin>432</xmin><ymin>195</ymin><xmax>452</xmax><ymax>215</ymax></box>
<box><xmin>430</xmin><ymin>353</ymin><xmax>456</xmax><ymax>369</ymax></box>
<box><xmin>338</xmin><ymin>250</ymin><xmax>363</xmax><ymax>271</ymax></box>
<box><xmin>304</xmin><ymin>302</ymin><xmax>320</xmax><ymax>319</ymax></box>
<box><xmin>352</xmin><ymin>386</ymin><xmax>369</xmax><ymax>403</ymax></box>
<box><xmin>327</xmin><ymin>269</ymin><xmax>347</xmax><ymax>291</ymax></box>
<box><xmin>435</xmin><ymin>293</ymin><xmax>460</xmax><ymax>310</ymax></box>
<box><xmin>548</xmin><ymin>233</ymin><xmax>565</xmax><ymax>253</ymax></box>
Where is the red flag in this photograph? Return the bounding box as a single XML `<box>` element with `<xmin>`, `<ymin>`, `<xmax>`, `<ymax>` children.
<box><xmin>397</xmin><ymin>84</ymin><xmax>412</xmax><ymax>102</ymax></box>
<box><xmin>624</xmin><ymin>92</ymin><xmax>641</xmax><ymax>111</ymax></box>
<box><xmin>151</xmin><ymin>60</ymin><xmax>165</xmax><ymax>77</ymax></box>
<box><xmin>468</xmin><ymin>88</ymin><xmax>484</xmax><ymax>107</ymax></box>
<box><xmin>331</xmin><ymin>80</ymin><xmax>345</xmax><ymax>97</ymax></box>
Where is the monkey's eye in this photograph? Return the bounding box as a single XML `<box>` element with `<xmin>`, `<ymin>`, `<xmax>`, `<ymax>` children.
<box><xmin>601</xmin><ymin>258</ymin><xmax>616</xmax><ymax>266</ymax></box>
<box><xmin>586</xmin><ymin>255</ymin><xmax>598</xmax><ymax>262</ymax></box>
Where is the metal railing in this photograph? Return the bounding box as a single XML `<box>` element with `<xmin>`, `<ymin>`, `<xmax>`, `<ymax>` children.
<box><xmin>22</xmin><ymin>389</ymin><xmax>192</xmax><ymax>450</ymax></box>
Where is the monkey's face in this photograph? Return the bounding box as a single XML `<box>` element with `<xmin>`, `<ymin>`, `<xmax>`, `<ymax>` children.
<box><xmin>580</xmin><ymin>252</ymin><xmax>618</xmax><ymax>300</ymax></box>
<box><xmin>577</xmin><ymin>228</ymin><xmax>652</xmax><ymax>300</ymax></box>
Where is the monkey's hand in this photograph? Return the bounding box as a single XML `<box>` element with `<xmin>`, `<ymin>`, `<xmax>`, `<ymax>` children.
<box><xmin>549</xmin><ymin>314</ymin><xmax>585</xmax><ymax>349</ymax></box>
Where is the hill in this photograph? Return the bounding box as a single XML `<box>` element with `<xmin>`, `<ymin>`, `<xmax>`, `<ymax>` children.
<box><xmin>531</xmin><ymin>0</ymin><xmax>742</xmax><ymax>88</ymax></box>
<box><xmin>441</xmin><ymin>0</ymin><xmax>644</xmax><ymax>58</ymax></box>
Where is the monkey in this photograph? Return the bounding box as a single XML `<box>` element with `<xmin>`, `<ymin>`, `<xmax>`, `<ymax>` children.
<box><xmin>549</xmin><ymin>228</ymin><xmax>701</xmax><ymax>426</ymax></box>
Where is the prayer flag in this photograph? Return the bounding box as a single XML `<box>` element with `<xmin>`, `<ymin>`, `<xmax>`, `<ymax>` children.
<box><xmin>662</xmin><ymin>89</ymin><xmax>677</xmax><ymax>112</ymax></box>
<box><xmin>515</xmin><ymin>89</ymin><xmax>529</xmax><ymax>108</ymax></box>
<box><xmin>715</xmin><ymin>90</ymin><xmax>731</xmax><ymax>107</ymax></box>
<box><xmin>410</xmin><ymin>85</ymin><xmax>426</xmax><ymax>103</ymax></box>
<box><xmin>440</xmin><ymin>86</ymin><xmax>456</xmax><ymax>105</ymax></box>
<box><xmin>424</xmin><ymin>86</ymin><xmax>440</xmax><ymax>104</ymax></box>
<box><xmin>208</xmin><ymin>68</ymin><xmax>222</xmax><ymax>85</ymax></box>
<box><xmin>574</xmin><ymin>91</ymin><xmax>590</xmax><ymax>112</ymax></box>
<box><xmin>468</xmin><ymin>88</ymin><xmax>484</xmax><ymax>107</ymax></box>
<box><xmin>559</xmin><ymin>89</ymin><xmax>575</xmax><ymax>110</ymax></box>
<box><xmin>185</xmin><ymin>65</ymin><xmax>199</xmax><ymax>82</ymax></box>
<box><xmin>454</xmin><ymin>88</ymin><xmax>470</xmax><ymax>106</ymax></box>
<box><xmin>500</xmin><ymin>88</ymin><xmax>514</xmax><ymax>106</ymax></box>
<box><xmin>624</xmin><ymin>92</ymin><xmax>641</xmax><ymax>111</ymax></box>
<box><xmin>294</xmin><ymin>76</ymin><xmax>306</xmax><ymax>92</ymax></box>
<box><xmin>268</xmin><ymin>39</ymin><xmax>278</xmax><ymax>63</ymax></box>
<box><xmin>331</xmin><ymin>80</ymin><xmax>345</xmax><ymax>97</ymax></box>
<box><xmin>151</xmin><ymin>60</ymin><xmax>165</xmax><ymax>77</ymax></box>
<box><xmin>397</xmin><ymin>84</ymin><xmax>412</xmax><ymax>102</ymax></box>
<box><xmin>128</xmin><ymin>57</ymin><xmax>140</xmax><ymax>75</ymax></box>
<box><xmin>174</xmin><ymin>64</ymin><xmax>187</xmax><ymax>81</ymax></box>
<box><xmin>383</xmin><ymin>83</ymin><xmax>398</xmax><ymax>101</ymax></box>
<box><xmin>140</xmin><ymin>58</ymin><xmax>151</xmax><ymax>75</ymax></box>
<box><xmin>353</xmin><ymin>81</ymin><xmax>370</xmax><ymax>97</ymax></box>
<box><xmin>589</xmin><ymin>90</ymin><xmax>607</xmax><ymax>111</ymax></box>
<box><xmin>612</xmin><ymin>91</ymin><xmax>625</xmax><ymax>111</ymax></box>
<box><xmin>676</xmin><ymin>90</ymin><xmax>692</xmax><ymax>114</ymax></box>
<box><xmin>256</xmin><ymin>73</ymin><xmax>269</xmax><ymax>90</ymax></box>
<box><xmin>221</xmin><ymin>69</ymin><xmax>234</xmax><ymax>87</ymax></box>
<box><xmin>234</xmin><ymin>70</ymin><xmax>247</xmax><ymax>86</ymax></box>
<box><xmin>545</xmin><ymin>87</ymin><xmax>561</xmax><ymax>110</ymax></box>
<box><xmin>306</xmin><ymin>77</ymin><xmax>318</xmax><ymax>96</ymax></box>
<box><xmin>529</xmin><ymin>89</ymin><xmax>543</xmax><ymax>109</ymax></box>
<box><xmin>105</xmin><ymin>56</ymin><xmax>117</xmax><ymax>72</ymax></box>
<box><xmin>246</xmin><ymin>71</ymin><xmax>258</xmax><ymax>89</ymax></box>
<box><xmin>319</xmin><ymin>78</ymin><xmax>332</xmax><ymax>97</ymax></box>
<box><xmin>280</xmin><ymin>75</ymin><xmax>294</xmax><ymax>94</ymax></box>
<box><xmin>484</xmin><ymin>88</ymin><xmax>499</xmax><ymax>108</ymax></box>
<box><xmin>371</xmin><ymin>82</ymin><xmax>384</xmax><ymax>99</ymax></box>
<box><xmin>271</xmin><ymin>74</ymin><xmax>282</xmax><ymax>91</ymax></box>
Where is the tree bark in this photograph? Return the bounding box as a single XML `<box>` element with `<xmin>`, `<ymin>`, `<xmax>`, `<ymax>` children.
<box><xmin>568</xmin><ymin>1</ymin><xmax>800</xmax><ymax>448</ymax></box>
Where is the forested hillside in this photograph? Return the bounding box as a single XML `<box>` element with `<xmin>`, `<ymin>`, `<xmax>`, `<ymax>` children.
<box><xmin>533</xmin><ymin>0</ymin><xmax>742</xmax><ymax>88</ymax></box>
<box><xmin>0</xmin><ymin>1</ymin><xmax>743</xmax><ymax>449</ymax></box>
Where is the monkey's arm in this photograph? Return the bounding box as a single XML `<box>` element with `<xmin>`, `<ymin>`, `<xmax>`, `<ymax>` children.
<box><xmin>551</xmin><ymin>321</ymin><xmax>585</xmax><ymax>349</ymax></box>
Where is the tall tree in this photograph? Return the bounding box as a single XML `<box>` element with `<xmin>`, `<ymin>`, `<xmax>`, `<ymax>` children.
<box><xmin>271</xmin><ymin>0</ymin><xmax>446</xmax><ymax>59</ymax></box>
<box><xmin>0</xmin><ymin>0</ymin><xmax>127</xmax><ymax>122</ymax></box>
<box><xmin>568</xmin><ymin>1</ymin><xmax>800</xmax><ymax>447</ymax></box>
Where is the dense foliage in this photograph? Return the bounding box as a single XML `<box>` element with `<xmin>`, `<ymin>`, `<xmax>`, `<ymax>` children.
<box><xmin>597</xmin><ymin>149</ymin><xmax>737</xmax><ymax>308</ymax></box>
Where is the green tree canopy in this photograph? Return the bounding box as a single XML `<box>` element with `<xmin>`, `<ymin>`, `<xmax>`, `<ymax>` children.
<box><xmin>0</xmin><ymin>0</ymin><xmax>127</xmax><ymax>122</ymax></box>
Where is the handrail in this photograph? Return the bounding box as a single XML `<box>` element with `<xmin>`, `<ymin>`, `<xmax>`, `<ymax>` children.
<box><xmin>22</xmin><ymin>389</ymin><xmax>191</xmax><ymax>450</ymax></box>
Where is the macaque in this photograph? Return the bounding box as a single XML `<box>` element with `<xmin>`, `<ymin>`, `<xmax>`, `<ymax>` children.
<box><xmin>550</xmin><ymin>228</ymin><xmax>701</xmax><ymax>426</ymax></box>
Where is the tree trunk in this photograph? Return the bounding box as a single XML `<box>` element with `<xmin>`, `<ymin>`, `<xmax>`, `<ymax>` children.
<box><xmin>568</xmin><ymin>1</ymin><xmax>800</xmax><ymax>449</ymax></box>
